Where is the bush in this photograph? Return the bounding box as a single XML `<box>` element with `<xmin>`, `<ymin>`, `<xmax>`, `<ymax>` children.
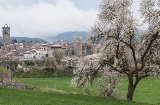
<box><xmin>25</xmin><ymin>61</ymin><xmax>35</xmax><ymax>66</ymax></box>
<box><xmin>35</xmin><ymin>61</ymin><xmax>44</xmax><ymax>66</ymax></box>
<box><xmin>0</xmin><ymin>66</ymin><xmax>11</xmax><ymax>85</ymax></box>
<box><xmin>13</xmin><ymin>68</ymin><xmax>73</xmax><ymax>78</ymax></box>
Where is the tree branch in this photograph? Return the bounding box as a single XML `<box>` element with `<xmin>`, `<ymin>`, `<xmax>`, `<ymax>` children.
<box><xmin>139</xmin><ymin>31</ymin><xmax>159</xmax><ymax>71</ymax></box>
<box><xmin>108</xmin><ymin>35</ymin><xmax>138</xmax><ymax>76</ymax></box>
<box><xmin>102</xmin><ymin>60</ymin><xmax>128</xmax><ymax>74</ymax></box>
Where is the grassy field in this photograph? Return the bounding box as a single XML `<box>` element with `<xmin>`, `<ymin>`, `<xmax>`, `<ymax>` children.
<box><xmin>14</xmin><ymin>77</ymin><xmax>160</xmax><ymax>104</ymax></box>
<box><xmin>14</xmin><ymin>77</ymin><xmax>80</xmax><ymax>93</ymax></box>
<box><xmin>118</xmin><ymin>77</ymin><xmax>160</xmax><ymax>104</ymax></box>
<box><xmin>0</xmin><ymin>86</ymin><xmax>149</xmax><ymax>105</ymax></box>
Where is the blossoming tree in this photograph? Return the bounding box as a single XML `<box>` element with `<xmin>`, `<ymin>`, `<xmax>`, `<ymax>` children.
<box><xmin>72</xmin><ymin>0</ymin><xmax>160</xmax><ymax>101</ymax></box>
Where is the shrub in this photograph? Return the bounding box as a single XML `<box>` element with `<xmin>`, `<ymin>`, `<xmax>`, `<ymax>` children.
<box><xmin>13</xmin><ymin>68</ymin><xmax>73</xmax><ymax>78</ymax></box>
<box><xmin>25</xmin><ymin>61</ymin><xmax>35</xmax><ymax>66</ymax></box>
<box><xmin>0</xmin><ymin>66</ymin><xmax>11</xmax><ymax>85</ymax></box>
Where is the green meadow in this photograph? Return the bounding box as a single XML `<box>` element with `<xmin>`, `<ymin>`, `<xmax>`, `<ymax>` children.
<box><xmin>14</xmin><ymin>77</ymin><xmax>160</xmax><ymax>104</ymax></box>
<box><xmin>0</xmin><ymin>86</ymin><xmax>150</xmax><ymax>105</ymax></box>
<box><xmin>14</xmin><ymin>77</ymin><xmax>75</xmax><ymax>93</ymax></box>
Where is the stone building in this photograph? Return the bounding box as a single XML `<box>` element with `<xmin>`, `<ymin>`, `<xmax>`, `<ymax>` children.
<box><xmin>48</xmin><ymin>44</ymin><xmax>67</xmax><ymax>57</ymax></box>
<box><xmin>82</xmin><ymin>43</ymin><xmax>93</xmax><ymax>56</ymax></box>
<box><xmin>2</xmin><ymin>24</ymin><xmax>10</xmax><ymax>44</ymax></box>
<box><xmin>66</xmin><ymin>37</ymin><xmax>93</xmax><ymax>57</ymax></box>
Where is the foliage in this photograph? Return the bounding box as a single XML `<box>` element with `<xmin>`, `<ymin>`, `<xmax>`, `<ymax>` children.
<box><xmin>0</xmin><ymin>67</ymin><xmax>11</xmax><ymax>84</ymax></box>
<box><xmin>35</xmin><ymin>61</ymin><xmax>44</xmax><ymax>66</ymax></box>
<box><xmin>24</xmin><ymin>61</ymin><xmax>35</xmax><ymax>66</ymax></box>
<box><xmin>72</xmin><ymin>56</ymin><xmax>123</xmax><ymax>98</ymax></box>
<box><xmin>13</xmin><ymin>68</ymin><xmax>72</xmax><ymax>78</ymax></box>
<box><xmin>73</xmin><ymin>0</ymin><xmax>160</xmax><ymax>101</ymax></box>
<box><xmin>0</xmin><ymin>61</ymin><xmax>19</xmax><ymax>72</ymax></box>
<box><xmin>12</xmin><ymin>39</ymin><xmax>17</xmax><ymax>43</ymax></box>
<box><xmin>22</xmin><ymin>40</ymin><xmax>25</xmax><ymax>42</ymax></box>
<box><xmin>18</xmin><ymin>60</ymin><xmax>44</xmax><ymax>67</ymax></box>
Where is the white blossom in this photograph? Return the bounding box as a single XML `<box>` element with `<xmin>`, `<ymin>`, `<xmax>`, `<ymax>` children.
<box><xmin>72</xmin><ymin>0</ymin><xmax>160</xmax><ymax>101</ymax></box>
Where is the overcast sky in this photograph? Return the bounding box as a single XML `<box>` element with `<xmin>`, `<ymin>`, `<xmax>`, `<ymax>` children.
<box><xmin>0</xmin><ymin>0</ymin><xmax>141</xmax><ymax>38</ymax></box>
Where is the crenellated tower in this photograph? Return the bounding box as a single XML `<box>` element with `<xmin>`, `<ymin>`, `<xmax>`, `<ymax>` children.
<box><xmin>2</xmin><ymin>24</ymin><xmax>10</xmax><ymax>44</ymax></box>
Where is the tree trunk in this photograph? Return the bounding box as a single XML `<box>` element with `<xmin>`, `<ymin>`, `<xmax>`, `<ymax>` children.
<box><xmin>127</xmin><ymin>85</ymin><xmax>136</xmax><ymax>101</ymax></box>
<box><xmin>127</xmin><ymin>75</ymin><xmax>136</xmax><ymax>101</ymax></box>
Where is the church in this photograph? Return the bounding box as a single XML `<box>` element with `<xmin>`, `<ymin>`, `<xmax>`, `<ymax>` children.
<box><xmin>2</xmin><ymin>24</ymin><xmax>10</xmax><ymax>44</ymax></box>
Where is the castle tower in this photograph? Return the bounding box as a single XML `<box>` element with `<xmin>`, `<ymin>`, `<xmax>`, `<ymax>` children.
<box><xmin>2</xmin><ymin>24</ymin><xmax>10</xmax><ymax>44</ymax></box>
<box><xmin>73</xmin><ymin>37</ymin><xmax>82</xmax><ymax>57</ymax></box>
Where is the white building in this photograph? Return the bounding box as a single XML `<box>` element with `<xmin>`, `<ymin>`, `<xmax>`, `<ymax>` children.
<box><xmin>23</xmin><ymin>52</ymin><xmax>35</xmax><ymax>59</ymax></box>
<box><xmin>35</xmin><ymin>46</ymin><xmax>48</xmax><ymax>59</ymax></box>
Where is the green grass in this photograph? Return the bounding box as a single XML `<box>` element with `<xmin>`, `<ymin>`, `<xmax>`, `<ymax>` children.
<box><xmin>14</xmin><ymin>77</ymin><xmax>81</xmax><ymax>93</ymax></box>
<box><xmin>14</xmin><ymin>77</ymin><xmax>160</xmax><ymax>104</ymax></box>
<box><xmin>118</xmin><ymin>77</ymin><xmax>160</xmax><ymax>104</ymax></box>
<box><xmin>0</xmin><ymin>86</ymin><xmax>149</xmax><ymax>105</ymax></box>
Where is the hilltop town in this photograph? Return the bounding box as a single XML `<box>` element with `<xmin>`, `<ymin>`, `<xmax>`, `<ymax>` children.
<box><xmin>0</xmin><ymin>24</ymin><xmax>101</xmax><ymax>70</ymax></box>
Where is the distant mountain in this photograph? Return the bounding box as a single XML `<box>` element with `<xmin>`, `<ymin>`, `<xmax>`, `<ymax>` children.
<box><xmin>0</xmin><ymin>31</ymin><xmax>89</xmax><ymax>43</ymax></box>
<box><xmin>0</xmin><ymin>36</ymin><xmax>45</xmax><ymax>42</ymax></box>
<box><xmin>11</xmin><ymin>37</ymin><xmax>45</xmax><ymax>42</ymax></box>
<box><xmin>45</xmin><ymin>31</ymin><xmax>89</xmax><ymax>42</ymax></box>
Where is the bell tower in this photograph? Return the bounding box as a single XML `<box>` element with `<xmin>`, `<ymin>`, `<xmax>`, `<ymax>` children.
<box><xmin>2</xmin><ymin>24</ymin><xmax>10</xmax><ymax>44</ymax></box>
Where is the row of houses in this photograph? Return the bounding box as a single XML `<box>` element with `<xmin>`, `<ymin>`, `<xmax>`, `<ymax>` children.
<box><xmin>0</xmin><ymin>37</ymin><xmax>102</xmax><ymax>62</ymax></box>
<box><xmin>0</xmin><ymin>42</ymin><xmax>67</xmax><ymax>61</ymax></box>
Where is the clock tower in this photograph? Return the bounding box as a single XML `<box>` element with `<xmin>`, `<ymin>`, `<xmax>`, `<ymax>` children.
<box><xmin>2</xmin><ymin>24</ymin><xmax>10</xmax><ymax>44</ymax></box>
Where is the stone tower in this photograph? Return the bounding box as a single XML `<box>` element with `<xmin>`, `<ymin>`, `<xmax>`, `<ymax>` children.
<box><xmin>2</xmin><ymin>24</ymin><xmax>10</xmax><ymax>44</ymax></box>
<box><xmin>73</xmin><ymin>37</ymin><xmax>82</xmax><ymax>57</ymax></box>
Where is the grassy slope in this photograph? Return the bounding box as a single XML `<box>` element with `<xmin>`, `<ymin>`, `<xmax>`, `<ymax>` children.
<box><xmin>14</xmin><ymin>77</ymin><xmax>160</xmax><ymax>104</ymax></box>
<box><xmin>14</xmin><ymin>77</ymin><xmax>79</xmax><ymax>93</ymax></box>
<box><xmin>0</xmin><ymin>87</ymin><xmax>148</xmax><ymax>105</ymax></box>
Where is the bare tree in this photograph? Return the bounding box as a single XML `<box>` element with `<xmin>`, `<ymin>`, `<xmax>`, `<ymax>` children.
<box><xmin>44</xmin><ymin>57</ymin><xmax>57</xmax><ymax>71</ymax></box>
<box><xmin>72</xmin><ymin>0</ymin><xmax>160</xmax><ymax>101</ymax></box>
<box><xmin>53</xmin><ymin>50</ymin><xmax>64</xmax><ymax>65</ymax></box>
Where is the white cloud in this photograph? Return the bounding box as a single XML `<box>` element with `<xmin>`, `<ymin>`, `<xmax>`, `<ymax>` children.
<box><xmin>0</xmin><ymin>0</ymin><xmax>145</xmax><ymax>39</ymax></box>
<box><xmin>0</xmin><ymin>0</ymin><xmax>98</xmax><ymax>38</ymax></box>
